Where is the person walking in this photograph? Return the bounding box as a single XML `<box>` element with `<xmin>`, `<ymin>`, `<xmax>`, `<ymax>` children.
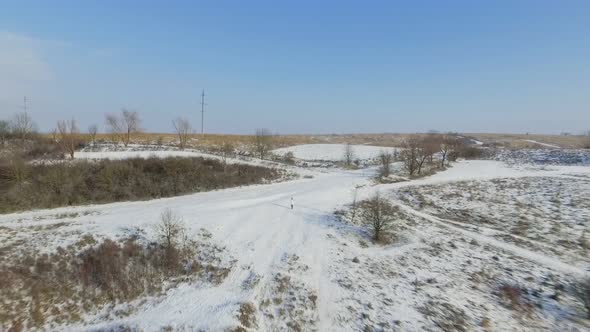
<box><xmin>290</xmin><ymin>197</ymin><xmax>294</xmax><ymax>210</ymax></box>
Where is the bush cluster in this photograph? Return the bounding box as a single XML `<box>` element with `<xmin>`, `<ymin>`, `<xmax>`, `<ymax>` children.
<box><xmin>0</xmin><ymin>156</ymin><xmax>282</xmax><ymax>213</ymax></box>
<box><xmin>1</xmin><ymin>235</ymin><xmax>199</xmax><ymax>329</ymax></box>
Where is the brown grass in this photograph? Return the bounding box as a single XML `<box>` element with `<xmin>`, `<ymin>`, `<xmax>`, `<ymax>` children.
<box><xmin>0</xmin><ymin>233</ymin><xmax>230</xmax><ymax>330</ymax></box>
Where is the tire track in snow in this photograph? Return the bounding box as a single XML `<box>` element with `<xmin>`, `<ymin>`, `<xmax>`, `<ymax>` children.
<box><xmin>394</xmin><ymin>202</ymin><xmax>588</xmax><ymax>277</ymax></box>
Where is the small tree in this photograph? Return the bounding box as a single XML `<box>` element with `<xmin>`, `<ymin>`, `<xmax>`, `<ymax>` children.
<box><xmin>359</xmin><ymin>192</ymin><xmax>398</xmax><ymax>242</ymax></box>
<box><xmin>56</xmin><ymin>119</ymin><xmax>80</xmax><ymax>159</ymax></box>
<box><xmin>105</xmin><ymin>113</ymin><xmax>123</xmax><ymax>144</ymax></box>
<box><xmin>401</xmin><ymin>137</ymin><xmax>420</xmax><ymax>176</ymax></box>
<box><xmin>378</xmin><ymin>150</ymin><xmax>393</xmax><ymax>178</ymax></box>
<box><xmin>221</xmin><ymin>141</ymin><xmax>234</xmax><ymax>165</ymax></box>
<box><xmin>343</xmin><ymin>143</ymin><xmax>355</xmax><ymax>167</ymax></box>
<box><xmin>254</xmin><ymin>128</ymin><xmax>272</xmax><ymax>159</ymax></box>
<box><xmin>88</xmin><ymin>124</ymin><xmax>98</xmax><ymax>145</ymax></box>
<box><xmin>155</xmin><ymin>208</ymin><xmax>185</xmax><ymax>249</ymax></box>
<box><xmin>416</xmin><ymin>136</ymin><xmax>438</xmax><ymax>174</ymax></box>
<box><xmin>439</xmin><ymin>135</ymin><xmax>457</xmax><ymax>168</ymax></box>
<box><xmin>0</xmin><ymin>120</ymin><xmax>9</xmax><ymax>145</ymax></box>
<box><xmin>121</xmin><ymin>109</ymin><xmax>141</xmax><ymax>147</ymax></box>
<box><xmin>11</xmin><ymin>112</ymin><xmax>36</xmax><ymax>140</ymax></box>
<box><xmin>105</xmin><ymin>109</ymin><xmax>141</xmax><ymax>146</ymax></box>
<box><xmin>172</xmin><ymin>117</ymin><xmax>192</xmax><ymax>150</ymax></box>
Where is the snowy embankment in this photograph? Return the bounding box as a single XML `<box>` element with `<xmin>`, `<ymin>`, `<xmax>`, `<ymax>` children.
<box><xmin>1</xmin><ymin>144</ymin><xmax>589</xmax><ymax>331</ymax></box>
<box><xmin>272</xmin><ymin>144</ymin><xmax>399</xmax><ymax>161</ymax></box>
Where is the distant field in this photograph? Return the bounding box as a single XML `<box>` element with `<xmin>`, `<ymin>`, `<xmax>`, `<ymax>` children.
<box><xmin>51</xmin><ymin>132</ymin><xmax>589</xmax><ymax>150</ymax></box>
<box><xmin>466</xmin><ymin>133</ymin><xmax>589</xmax><ymax>149</ymax></box>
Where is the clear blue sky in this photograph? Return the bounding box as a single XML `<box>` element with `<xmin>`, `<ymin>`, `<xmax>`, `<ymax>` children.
<box><xmin>1</xmin><ymin>0</ymin><xmax>589</xmax><ymax>134</ymax></box>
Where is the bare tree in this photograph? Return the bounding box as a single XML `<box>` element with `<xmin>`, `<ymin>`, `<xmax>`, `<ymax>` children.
<box><xmin>105</xmin><ymin>113</ymin><xmax>123</xmax><ymax>144</ymax></box>
<box><xmin>343</xmin><ymin>143</ymin><xmax>355</xmax><ymax>167</ymax></box>
<box><xmin>11</xmin><ymin>112</ymin><xmax>36</xmax><ymax>140</ymax></box>
<box><xmin>88</xmin><ymin>124</ymin><xmax>98</xmax><ymax>145</ymax></box>
<box><xmin>155</xmin><ymin>208</ymin><xmax>185</xmax><ymax>249</ymax></box>
<box><xmin>56</xmin><ymin>119</ymin><xmax>80</xmax><ymax>159</ymax></box>
<box><xmin>0</xmin><ymin>120</ymin><xmax>9</xmax><ymax>146</ymax></box>
<box><xmin>440</xmin><ymin>135</ymin><xmax>461</xmax><ymax>168</ymax></box>
<box><xmin>172</xmin><ymin>117</ymin><xmax>192</xmax><ymax>150</ymax></box>
<box><xmin>378</xmin><ymin>150</ymin><xmax>393</xmax><ymax>178</ymax></box>
<box><xmin>221</xmin><ymin>141</ymin><xmax>235</xmax><ymax>165</ymax></box>
<box><xmin>401</xmin><ymin>137</ymin><xmax>420</xmax><ymax>176</ymax></box>
<box><xmin>254</xmin><ymin>128</ymin><xmax>272</xmax><ymax>159</ymax></box>
<box><xmin>359</xmin><ymin>192</ymin><xmax>398</xmax><ymax>242</ymax></box>
<box><xmin>121</xmin><ymin>109</ymin><xmax>141</xmax><ymax>146</ymax></box>
<box><xmin>105</xmin><ymin>109</ymin><xmax>141</xmax><ymax>146</ymax></box>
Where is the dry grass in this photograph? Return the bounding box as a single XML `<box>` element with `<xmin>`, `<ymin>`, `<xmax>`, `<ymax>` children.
<box><xmin>34</xmin><ymin>131</ymin><xmax>590</xmax><ymax>151</ymax></box>
<box><xmin>0</xmin><ymin>230</ymin><xmax>231</xmax><ymax>330</ymax></box>
<box><xmin>0</xmin><ymin>156</ymin><xmax>284</xmax><ymax>213</ymax></box>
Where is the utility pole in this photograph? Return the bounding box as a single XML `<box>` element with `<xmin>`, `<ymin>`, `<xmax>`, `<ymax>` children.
<box><xmin>200</xmin><ymin>89</ymin><xmax>205</xmax><ymax>137</ymax></box>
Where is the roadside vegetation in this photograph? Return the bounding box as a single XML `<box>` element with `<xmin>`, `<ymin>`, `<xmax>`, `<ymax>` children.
<box><xmin>0</xmin><ymin>156</ymin><xmax>283</xmax><ymax>213</ymax></box>
<box><xmin>0</xmin><ymin>209</ymin><xmax>232</xmax><ymax>330</ymax></box>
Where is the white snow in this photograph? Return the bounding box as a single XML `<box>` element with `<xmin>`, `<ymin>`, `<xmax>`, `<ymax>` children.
<box><xmin>524</xmin><ymin>139</ymin><xmax>561</xmax><ymax>149</ymax></box>
<box><xmin>470</xmin><ymin>138</ymin><xmax>484</xmax><ymax>145</ymax></box>
<box><xmin>272</xmin><ymin>144</ymin><xmax>398</xmax><ymax>161</ymax></box>
<box><xmin>1</xmin><ymin>151</ymin><xmax>589</xmax><ymax>331</ymax></box>
<box><xmin>76</xmin><ymin>150</ymin><xmax>212</xmax><ymax>160</ymax></box>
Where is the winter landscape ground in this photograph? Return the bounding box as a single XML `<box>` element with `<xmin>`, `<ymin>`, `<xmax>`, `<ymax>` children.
<box><xmin>1</xmin><ymin>139</ymin><xmax>589</xmax><ymax>331</ymax></box>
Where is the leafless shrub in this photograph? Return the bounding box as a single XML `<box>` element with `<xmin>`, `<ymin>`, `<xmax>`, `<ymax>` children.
<box><xmin>172</xmin><ymin>117</ymin><xmax>192</xmax><ymax>150</ymax></box>
<box><xmin>358</xmin><ymin>192</ymin><xmax>399</xmax><ymax>242</ymax></box>
<box><xmin>440</xmin><ymin>135</ymin><xmax>462</xmax><ymax>167</ymax></box>
<box><xmin>0</xmin><ymin>156</ymin><xmax>29</xmax><ymax>188</ymax></box>
<box><xmin>378</xmin><ymin>150</ymin><xmax>393</xmax><ymax>178</ymax></box>
<box><xmin>105</xmin><ymin>109</ymin><xmax>141</xmax><ymax>146</ymax></box>
<box><xmin>0</xmin><ymin>120</ymin><xmax>9</xmax><ymax>146</ymax></box>
<box><xmin>254</xmin><ymin>128</ymin><xmax>272</xmax><ymax>159</ymax></box>
<box><xmin>88</xmin><ymin>124</ymin><xmax>98</xmax><ymax>145</ymax></box>
<box><xmin>343</xmin><ymin>143</ymin><xmax>355</xmax><ymax>168</ymax></box>
<box><xmin>56</xmin><ymin>119</ymin><xmax>80</xmax><ymax>159</ymax></box>
<box><xmin>121</xmin><ymin>109</ymin><xmax>141</xmax><ymax>146</ymax></box>
<box><xmin>221</xmin><ymin>141</ymin><xmax>235</xmax><ymax>165</ymax></box>
<box><xmin>11</xmin><ymin>112</ymin><xmax>36</xmax><ymax>140</ymax></box>
<box><xmin>401</xmin><ymin>137</ymin><xmax>420</xmax><ymax>176</ymax></box>
<box><xmin>105</xmin><ymin>113</ymin><xmax>124</xmax><ymax>144</ymax></box>
<box><xmin>282</xmin><ymin>151</ymin><xmax>295</xmax><ymax>165</ymax></box>
<box><xmin>156</xmin><ymin>208</ymin><xmax>186</xmax><ymax>249</ymax></box>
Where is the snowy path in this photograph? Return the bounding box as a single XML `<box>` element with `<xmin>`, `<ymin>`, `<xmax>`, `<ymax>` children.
<box><xmin>523</xmin><ymin>139</ymin><xmax>561</xmax><ymax>149</ymax></box>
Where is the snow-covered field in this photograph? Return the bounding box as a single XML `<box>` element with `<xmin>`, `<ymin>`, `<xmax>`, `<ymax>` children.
<box><xmin>1</xmin><ymin>145</ymin><xmax>589</xmax><ymax>331</ymax></box>
<box><xmin>272</xmin><ymin>144</ymin><xmax>398</xmax><ymax>161</ymax></box>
